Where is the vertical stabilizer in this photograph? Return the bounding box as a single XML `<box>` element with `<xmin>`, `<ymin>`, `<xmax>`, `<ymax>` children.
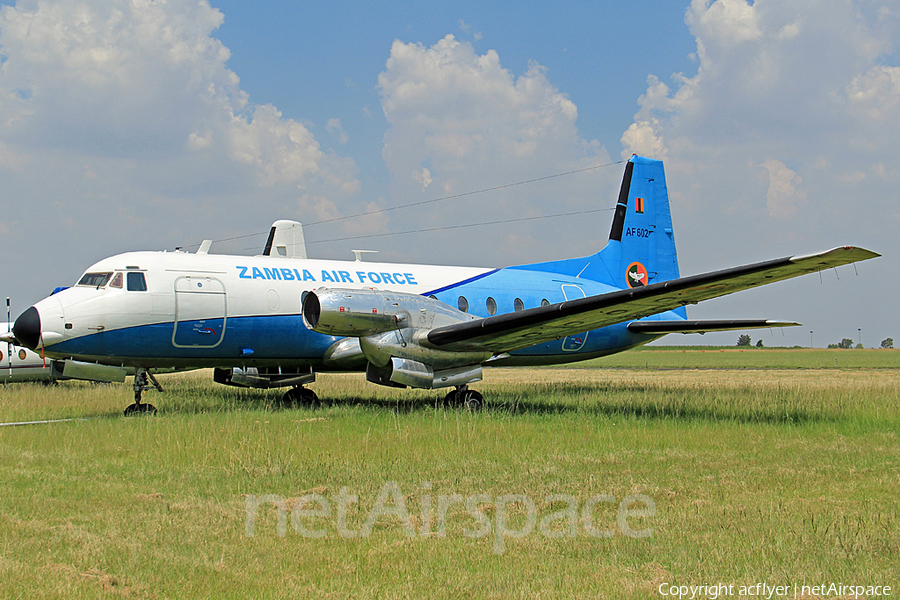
<box><xmin>596</xmin><ymin>155</ymin><xmax>679</xmax><ymax>288</ymax></box>
<box><xmin>510</xmin><ymin>156</ymin><xmax>680</xmax><ymax>289</ymax></box>
<box><xmin>263</xmin><ymin>220</ymin><xmax>308</xmax><ymax>259</ymax></box>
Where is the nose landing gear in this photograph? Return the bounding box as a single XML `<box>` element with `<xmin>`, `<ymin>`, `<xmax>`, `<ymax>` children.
<box><xmin>124</xmin><ymin>368</ymin><xmax>162</xmax><ymax>416</ymax></box>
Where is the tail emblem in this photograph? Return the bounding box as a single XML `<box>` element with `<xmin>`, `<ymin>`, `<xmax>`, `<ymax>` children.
<box><xmin>626</xmin><ymin>262</ymin><xmax>648</xmax><ymax>288</ymax></box>
<box><xmin>634</xmin><ymin>197</ymin><xmax>644</xmax><ymax>214</ymax></box>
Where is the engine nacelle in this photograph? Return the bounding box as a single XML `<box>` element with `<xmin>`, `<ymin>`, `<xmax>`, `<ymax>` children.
<box><xmin>303</xmin><ymin>288</ymin><xmax>492</xmax><ymax>389</ymax></box>
<box><xmin>366</xmin><ymin>358</ymin><xmax>483</xmax><ymax>390</ymax></box>
<box><xmin>302</xmin><ymin>288</ymin><xmax>409</xmax><ymax>336</ymax></box>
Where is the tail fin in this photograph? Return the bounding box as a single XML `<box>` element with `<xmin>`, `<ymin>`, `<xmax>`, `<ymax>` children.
<box><xmin>595</xmin><ymin>155</ymin><xmax>679</xmax><ymax>288</ymax></box>
<box><xmin>513</xmin><ymin>155</ymin><xmax>680</xmax><ymax>289</ymax></box>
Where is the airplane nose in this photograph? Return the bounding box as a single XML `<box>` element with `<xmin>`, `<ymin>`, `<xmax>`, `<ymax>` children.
<box><xmin>13</xmin><ymin>306</ymin><xmax>41</xmax><ymax>350</ymax></box>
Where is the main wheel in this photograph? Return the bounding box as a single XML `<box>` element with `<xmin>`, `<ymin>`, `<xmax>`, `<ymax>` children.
<box><xmin>441</xmin><ymin>389</ymin><xmax>461</xmax><ymax>408</ymax></box>
<box><xmin>282</xmin><ymin>387</ymin><xmax>320</xmax><ymax>408</ymax></box>
<box><xmin>124</xmin><ymin>403</ymin><xmax>157</xmax><ymax>416</ymax></box>
<box><xmin>462</xmin><ymin>390</ymin><xmax>484</xmax><ymax>411</ymax></box>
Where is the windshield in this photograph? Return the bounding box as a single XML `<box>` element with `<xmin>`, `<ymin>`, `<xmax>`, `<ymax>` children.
<box><xmin>77</xmin><ymin>272</ymin><xmax>112</xmax><ymax>288</ymax></box>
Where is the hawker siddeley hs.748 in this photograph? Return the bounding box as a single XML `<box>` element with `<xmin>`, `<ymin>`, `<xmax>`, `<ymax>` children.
<box><xmin>3</xmin><ymin>156</ymin><xmax>879</xmax><ymax>414</ymax></box>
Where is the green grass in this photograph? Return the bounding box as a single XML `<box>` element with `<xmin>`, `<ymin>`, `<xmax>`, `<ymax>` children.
<box><xmin>0</xmin><ymin>353</ymin><xmax>898</xmax><ymax>598</ymax></box>
<box><xmin>576</xmin><ymin>346</ymin><xmax>900</xmax><ymax>370</ymax></box>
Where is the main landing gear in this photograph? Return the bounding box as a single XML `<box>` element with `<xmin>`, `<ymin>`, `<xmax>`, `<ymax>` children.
<box><xmin>443</xmin><ymin>385</ymin><xmax>484</xmax><ymax>411</ymax></box>
<box><xmin>124</xmin><ymin>368</ymin><xmax>162</xmax><ymax>416</ymax></box>
<box><xmin>281</xmin><ymin>386</ymin><xmax>320</xmax><ymax>408</ymax></box>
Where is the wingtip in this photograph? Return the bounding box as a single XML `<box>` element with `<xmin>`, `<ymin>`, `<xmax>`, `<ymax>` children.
<box><xmin>764</xmin><ymin>320</ymin><xmax>802</xmax><ymax>328</ymax></box>
<box><xmin>791</xmin><ymin>246</ymin><xmax>880</xmax><ymax>264</ymax></box>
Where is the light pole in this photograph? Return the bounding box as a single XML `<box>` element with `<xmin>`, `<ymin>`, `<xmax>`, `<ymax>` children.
<box><xmin>810</xmin><ymin>330</ymin><xmax>813</xmax><ymax>349</ymax></box>
<box><xmin>858</xmin><ymin>328</ymin><xmax>862</xmax><ymax>348</ymax></box>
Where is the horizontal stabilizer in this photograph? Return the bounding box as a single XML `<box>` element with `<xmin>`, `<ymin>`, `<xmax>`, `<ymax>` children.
<box><xmin>627</xmin><ymin>320</ymin><xmax>799</xmax><ymax>335</ymax></box>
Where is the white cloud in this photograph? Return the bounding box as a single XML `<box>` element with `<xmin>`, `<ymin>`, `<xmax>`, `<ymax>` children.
<box><xmin>623</xmin><ymin>0</ymin><xmax>900</xmax><ymax>232</ymax></box>
<box><xmin>379</xmin><ymin>35</ymin><xmax>584</xmax><ymax>168</ymax></box>
<box><xmin>412</xmin><ymin>167</ymin><xmax>432</xmax><ymax>190</ymax></box>
<box><xmin>226</xmin><ymin>104</ymin><xmax>322</xmax><ymax>187</ymax></box>
<box><xmin>847</xmin><ymin>65</ymin><xmax>900</xmax><ymax>122</ymax></box>
<box><xmin>0</xmin><ymin>0</ymin><xmax>360</xmax><ymax>304</ymax></box>
<box><xmin>621</xmin><ymin>120</ymin><xmax>668</xmax><ymax>160</ymax></box>
<box><xmin>759</xmin><ymin>158</ymin><xmax>806</xmax><ymax>219</ymax></box>
<box><xmin>377</xmin><ymin>35</ymin><xmax>612</xmax><ymax>264</ymax></box>
<box><xmin>621</xmin><ymin>0</ymin><xmax>898</xmax><ymax>346</ymax></box>
<box><xmin>326</xmin><ymin>118</ymin><xmax>349</xmax><ymax>144</ymax></box>
<box><xmin>0</xmin><ymin>0</ymin><xmax>243</xmax><ymax>155</ymax></box>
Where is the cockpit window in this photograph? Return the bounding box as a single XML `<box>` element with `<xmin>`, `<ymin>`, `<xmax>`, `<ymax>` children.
<box><xmin>127</xmin><ymin>272</ymin><xmax>147</xmax><ymax>292</ymax></box>
<box><xmin>110</xmin><ymin>273</ymin><xmax>124</xmax><ymax>289</ymax></box>
<box><xmin>77</xmin><ymin>272</ymin><xmax>112</xmax><ymax>288</ymax></box>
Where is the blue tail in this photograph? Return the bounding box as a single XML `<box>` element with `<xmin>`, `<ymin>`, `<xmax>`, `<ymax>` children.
<box><xmin>512</xmin><ymin>155</ymin><xmax>681</xmax><ymax>289</ymax></box>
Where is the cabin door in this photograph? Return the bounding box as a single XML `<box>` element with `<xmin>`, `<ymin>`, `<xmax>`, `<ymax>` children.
<box><xmin>173</xmin><ymin>276</ymin><xmax>227</xmax><ymax>348</ymax></box>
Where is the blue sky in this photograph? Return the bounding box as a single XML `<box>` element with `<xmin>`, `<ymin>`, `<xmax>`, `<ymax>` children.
<box><xmin>0</xmin><ymin>0</ymin><xmax>897</xmax><ymax>348</ymax></box>
<box><xmin>210</xmin><ymin>1</ymin><xmax>697</xmax><ymax>164</ymax></box>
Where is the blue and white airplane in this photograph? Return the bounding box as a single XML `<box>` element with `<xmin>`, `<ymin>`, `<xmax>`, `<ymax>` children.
<box><xmin>3</xmin><ymin>156</ymin><xmax>879</xmax><ymax>414</ymax></box>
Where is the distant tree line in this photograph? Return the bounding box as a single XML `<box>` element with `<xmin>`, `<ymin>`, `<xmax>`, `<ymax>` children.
<box><xmin>735</xmin><ymin>335</ymin><xmax>894</xmax><ymax>349</ymax></box>
<box><xmin>736</xmin><ymin>335</ymin><xmax>763</xmax><ymax>347</ymax></box>
<box><xmin>826</xmin><ymin>337</ymin><xmax>894</xmax><ymax>349</ymax></box>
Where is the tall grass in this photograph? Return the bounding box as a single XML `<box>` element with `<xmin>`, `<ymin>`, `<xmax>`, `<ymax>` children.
<box><xmin>0</xmin><ymin>356</ymin><xmax>897</xmax><ymax>598</ymax></box>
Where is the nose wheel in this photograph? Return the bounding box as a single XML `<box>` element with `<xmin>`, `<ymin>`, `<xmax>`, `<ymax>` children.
<box><xmin>124</xmin><ymin>368</ymin><xmax>162</xmax><ymax>416</ymax></box>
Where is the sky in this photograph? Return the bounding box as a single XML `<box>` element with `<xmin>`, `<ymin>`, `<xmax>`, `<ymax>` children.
<box><xmin>0</xmin><ymin>0</ymin><xmax>896</xmax><ymax>348</ymax></box>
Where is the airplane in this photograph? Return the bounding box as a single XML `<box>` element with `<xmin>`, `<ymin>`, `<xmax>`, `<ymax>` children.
<box><xmin>2</xmin><ymin>156</ymin><xmax>879</xmax><ymax>414</ymax></box>
<box><xmin>2</xmin><ymin>323</ymin><xmax>55</xmax><ymax>384</ymax></box>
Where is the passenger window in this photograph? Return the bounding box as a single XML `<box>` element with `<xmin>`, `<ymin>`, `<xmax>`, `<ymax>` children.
<box><xmin>458</xmin><ymin>296</ymin><xmax>469</xmax><ymax>312</ymax></box>
<box><xmin>486</xmin><ymin>297</ymin><xmax>497</xmax><ymax>316</ymax></box>
<box><xmin>18</xmin><ymin>349</ymin><xmax>26</xmax><ymax>360</ymax></box>
<box><xmin>127</xmin><ymin>272</ymin><xmax>147</xmax><ymax>291</ymax></box>
<box><xmin>541</xmin><ymin>299</ymin><xmax>550</xmax><ymax>307</ymax></box>
<box><xmin>110</xmin><ymin>273</ymin><xmax>124</xmax><ymax>288</ymax></box>
<box><xmin>514</xmin><ymin>298</ymin><xmax>524</xmax><ymax>312</ymax></box>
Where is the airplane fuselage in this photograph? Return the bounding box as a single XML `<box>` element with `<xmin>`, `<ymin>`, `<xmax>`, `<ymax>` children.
<box><xmin>29</xmin><ymin>250</ymin><xmax>664</xmax><ymax>370</ymax></box>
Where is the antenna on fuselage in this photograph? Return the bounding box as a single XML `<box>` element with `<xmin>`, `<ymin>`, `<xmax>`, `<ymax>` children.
<box><xmin>6</xmin><ymin>298</ymin><xmax>11</xmax><ymax>380</ymax></box>
<box><xmin>351</xmin><ymin>250</ymin><xmax>378</xmax><ymax>262</ymax></box>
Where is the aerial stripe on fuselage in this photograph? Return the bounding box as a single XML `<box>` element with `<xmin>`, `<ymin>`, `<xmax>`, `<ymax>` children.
<box><xmin>421</xmin><ymin>269</ymin><xmax>501</xmax><ymax>296</ymax></box>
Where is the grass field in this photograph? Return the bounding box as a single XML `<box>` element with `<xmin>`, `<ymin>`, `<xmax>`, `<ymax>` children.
<box><xmin>0</xmin><ymin>348</ymin><xmax>897</xmax><ymax>599</ymax></box>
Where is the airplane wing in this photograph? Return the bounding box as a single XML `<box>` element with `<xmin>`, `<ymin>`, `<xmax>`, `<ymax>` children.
<box><xmin>426</xmin><ymin>246</ymin><xmax>878</xmax><ymax>353</ymax></box>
